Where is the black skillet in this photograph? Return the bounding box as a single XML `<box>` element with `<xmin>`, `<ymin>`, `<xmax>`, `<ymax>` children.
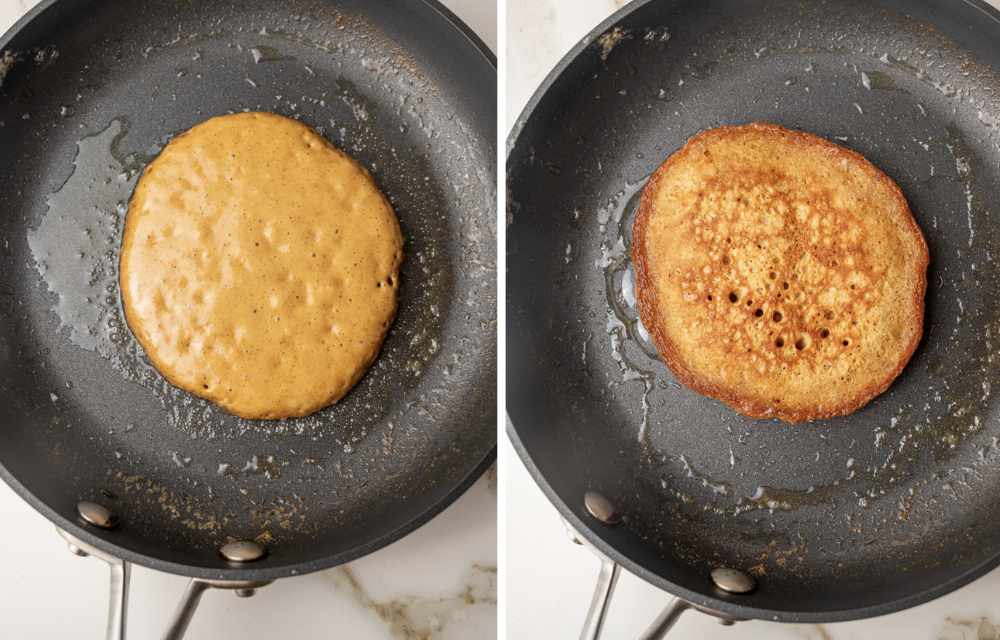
<box><xmin>0</xmin><ymin>0</ymin><xmax>495</xmax><ymax>636</ymax></box>
<box><xmin>508</xmin><ymin>0</ymin><xmax>1000</xmax><ymax>633</ymax></box>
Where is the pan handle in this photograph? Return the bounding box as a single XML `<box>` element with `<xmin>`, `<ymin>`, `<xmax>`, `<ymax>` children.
<box><xmin>636</xmin><ymin>598</ymin><xmax>693</xmax><ymax>639</ymax></box>
<box><xmin>579</xmin><ymin>557</ymin><xmax>621</xmax><ymax>640</ymax></box>
<box><xmin>566</xmin><ymin>518</ymin><xmax>742</xmax><ymax>639</ymax></box>
<box><xmin>57</xmin><ymin>527</ymin><xmax>273</xmax><ymax>640</ymax></box>
<box><xmin>578</xmin><ymin>558</ymin><xmax>695</xmax><ymax>640</ymax></box>
<box><xmin>106</xmin><ymin>557</ymin><xmax>131</xmax><ymax>640</ymax></box>
<box><xmin>160</xmin><ymin>578</ymin><xmax>273</xmax><ymax>640</ymax></box>
<box><xmin>160</xmin><ymin>580</ymin><xmax>211</xmax><ymax>640</ymax></box>
<box><xmin>56</xmin><ymin>528</ymin><xmax>131</xmax><ymax>640</ymax></box>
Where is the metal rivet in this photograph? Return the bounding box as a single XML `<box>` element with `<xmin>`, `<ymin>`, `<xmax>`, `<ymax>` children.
<box><xmin>234</xmin><ymin>588</ymin><xmax>257</xmax><ymax>598</ymax></box>
<box><xmin>220</xmin><ymin>540</ymin><xmax>266</xmax><ymax>563</ymax></box>
<box><xmin>67</xmin><ymin>543</ymin><xmax>88</xmax><ymax>557</ymax></box>
<box><xmin>716</xmin><ymin>618</ymin><xmax>736</xmax><ymax>626</ymax></box>
<box><xmin>77</xmin><ymin>501</ymin><xmax>117</xmax><ymax>529</ymax></box>
<box><xmin>711</xmin><ymin>567</ymin><xmax>756</xmax><ymax>594</ymax></box>
<box><xmin>584</xmin><ymin>491</ymin><xmax>621</xmax><ymax>525</ymax></box>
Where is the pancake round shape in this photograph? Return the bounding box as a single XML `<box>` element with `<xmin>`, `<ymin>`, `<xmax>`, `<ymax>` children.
<box><xmin>120</xmin><ymin>112</ymin><xmax>403</xmax><ymax>420</ymax></box>
<box><xmin>632</xmin><ymin>122</ymin><xmax>928</xmax><ymax>423</ymax></box>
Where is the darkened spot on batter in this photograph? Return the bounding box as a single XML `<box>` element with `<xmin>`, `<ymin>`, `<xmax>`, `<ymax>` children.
<box><xmin>755</xmin><ymin>308</ymin><xmax>764</xmax><ymax>317</ymax></box>
<box><xmin>820</xmin><ymin>328</ymin><xmax>830</xmax><ymax>338</ymax></box>
<box><xmin>772</xmin><ymin>311</ymin><xmax>783</xmax><ymax>322</ymax></box>
<box><xmin>729</xmin><ymin>291</ymin><xmax>739</xmax><ymax>303</ymax></box>
<box><xmin>775</xmin><ymin>337</ymin><xmax>785</xmax><ymax>348</ymax></box>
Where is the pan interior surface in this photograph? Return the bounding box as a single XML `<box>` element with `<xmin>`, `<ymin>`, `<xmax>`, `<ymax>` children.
<box><xmin>508</xmin><ymin>0</ymin><xmax>1000</xmax><ymax>620</ymax></box>
<box><xmin>0</xmin><ymin>0</ymin><xmax>495</xmax><ymax>579</ymax></box>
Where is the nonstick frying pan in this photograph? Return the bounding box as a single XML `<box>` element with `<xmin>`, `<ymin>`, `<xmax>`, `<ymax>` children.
<box><xmin>507</xmin><ymin>0</ymin><xmax>1000</xmax><ymax>633</ymax></box>
<box><xmin>0</xmin><ymin>0</ymin><xmax>495</xmax><ymax>636</ymax></box>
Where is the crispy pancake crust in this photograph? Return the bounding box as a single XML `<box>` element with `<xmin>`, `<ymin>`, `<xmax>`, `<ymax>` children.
<box><xmin>632</xmin><ymin>123</ymin><xmax>928</xmax><ymax>423</ymax></box>
<box><xmin>121</xmin><ymin>113</ymin><xmax>403</xmax><ymax>420</ymax></box>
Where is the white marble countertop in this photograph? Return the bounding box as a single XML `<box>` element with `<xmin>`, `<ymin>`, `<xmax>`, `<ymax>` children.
<box><xmin>0</xmin><ymin>0</ymin><xmax>496</xmax><ymax>638</ymax></box>
<box><xmin>505</xmin><ymin>0</ymin><xmax>1000</xmax><ymax>638</ymax></box>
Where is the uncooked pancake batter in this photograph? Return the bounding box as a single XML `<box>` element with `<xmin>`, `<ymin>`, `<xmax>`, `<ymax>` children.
<box><xmin>120</xmin><ymin>112</ymin><xmax>403</xmax><ymax>419</ymax></box>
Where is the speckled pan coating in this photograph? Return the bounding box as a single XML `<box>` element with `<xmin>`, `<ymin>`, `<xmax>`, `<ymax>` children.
<box><xmin>0</xmin><ymin>0</ymin><xmax>495</xmax><ymax>582</ymax></box>
<box><xmin>508</xmin><ymin>0</ymin><xmax>1000</xmax><ymax>624</ymax></box>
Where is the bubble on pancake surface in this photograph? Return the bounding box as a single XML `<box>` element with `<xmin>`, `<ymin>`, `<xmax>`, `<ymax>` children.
<box><xmin>684</xmin><ymin>179</ymin><xmax>877</xmax><ymax>397</ymax></box>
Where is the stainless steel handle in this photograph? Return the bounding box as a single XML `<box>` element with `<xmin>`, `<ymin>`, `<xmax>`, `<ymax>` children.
<box><xmin>57</xmin><ymin>528</ymin><xmax>131</xmax><ymax>640</ymax></box>
<box><xmin>160</xmin><ymin>578</ymin><xmax>273</xmax><ymax>640</ymax></box>
<box><xmin>57</xmin><ymin>527</ymin><xmax>273</xmax><ymax>640</ymax></box>
<box><xmin>578</xmin><ymin>560</ymin><xmax>695</xmax><ymax>640</ymax></box>
<box><xmin>637</xmin><ymin>598</ymin><xmax>692</xmax><ymax>640</ymax></box>
<box><xmin>160</xmin><ymin>580</ymin><xmax>212</xmax><ymax>640</ymax></box>
<box><xmin>579</xmin><ymin>558</ymin><xmax>621</xmax><ymax>640</ymax></box>
<box><xmin>566</xmin><ymin>517</ymin><xmax>742</xmax><ymax>640</ymax></box>
<box><xmin>106</xmin><ymin>558</ymin><xmax>131</xmax><ymax>640</ymax></box>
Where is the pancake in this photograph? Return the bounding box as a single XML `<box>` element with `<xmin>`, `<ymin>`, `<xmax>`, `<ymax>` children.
<box><xmin>120</xmin><ymin>112</ymin><xmax>403</xmax><ymax>419</ymax></box>
<box><xmin>632</xmin><ymin>123</ymin><xmax>928</xmax><ymax>423</ymax></box>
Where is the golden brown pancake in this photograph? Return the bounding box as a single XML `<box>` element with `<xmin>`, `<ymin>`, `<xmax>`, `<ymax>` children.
<box><xmin>120</xmin><ymin>112</ymin><xmax>403</xmax><ymax>419</ymax></box>
<box><xmin>632</xmin><ymin>123</ymin><xmax>928</xmax><ymax>423</ymax></box>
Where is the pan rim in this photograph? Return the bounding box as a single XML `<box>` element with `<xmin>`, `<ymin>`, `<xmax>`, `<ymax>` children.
<box><xmin>0</xmin><ymin>0</ymin><xmax>497</xmax><ymax>580</ymax></box>
<box><xmin>505</xmin><ymin>0</ymin><xmax>1000</xmax><ymax>624</ymax></box>
<box><xmin>506</xmin><ymin>423</ymin><xmax>1000</xmax><ymax>623</ymax></box>
<box><xmin>0</xmin><ymin>0</ymin><xmax>499</xmax><ymax>65</ymax></box>
<box><xmin>0</xmin><ymin>446</ymin><xmax>497</xmax><ymax>581</ymax></box>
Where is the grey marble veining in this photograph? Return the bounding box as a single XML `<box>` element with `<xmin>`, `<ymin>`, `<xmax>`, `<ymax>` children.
<box><xmin>328</xmin><ymin>563</ymin><xmax>497</xmax><ymax>639</ymax></box>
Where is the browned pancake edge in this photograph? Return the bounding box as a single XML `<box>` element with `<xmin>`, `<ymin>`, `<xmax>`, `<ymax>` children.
<box><xmin>632</xmin><ymin>122</ymin><xmax>928</xmax><ymax>423</ymax></box>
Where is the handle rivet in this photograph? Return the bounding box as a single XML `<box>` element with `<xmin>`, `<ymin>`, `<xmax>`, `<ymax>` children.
<box><xmin>77</xmin><ymin>501</ymin><xmax>117</xmax><ymax>529</ymax></box>
<box><xmin>220</xmin><ymin>540</ymin><xmax>266</xmax><ymax>563</ymax></box>
<box><xmin>584</xmin><ymin>491</ymin><xmax>622</xmax><ymax>525</ymax></box>
<box><xmin>711</xmin><ymin>567</ymin><xmax>756</xmax><ymax>594</ymax></box>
